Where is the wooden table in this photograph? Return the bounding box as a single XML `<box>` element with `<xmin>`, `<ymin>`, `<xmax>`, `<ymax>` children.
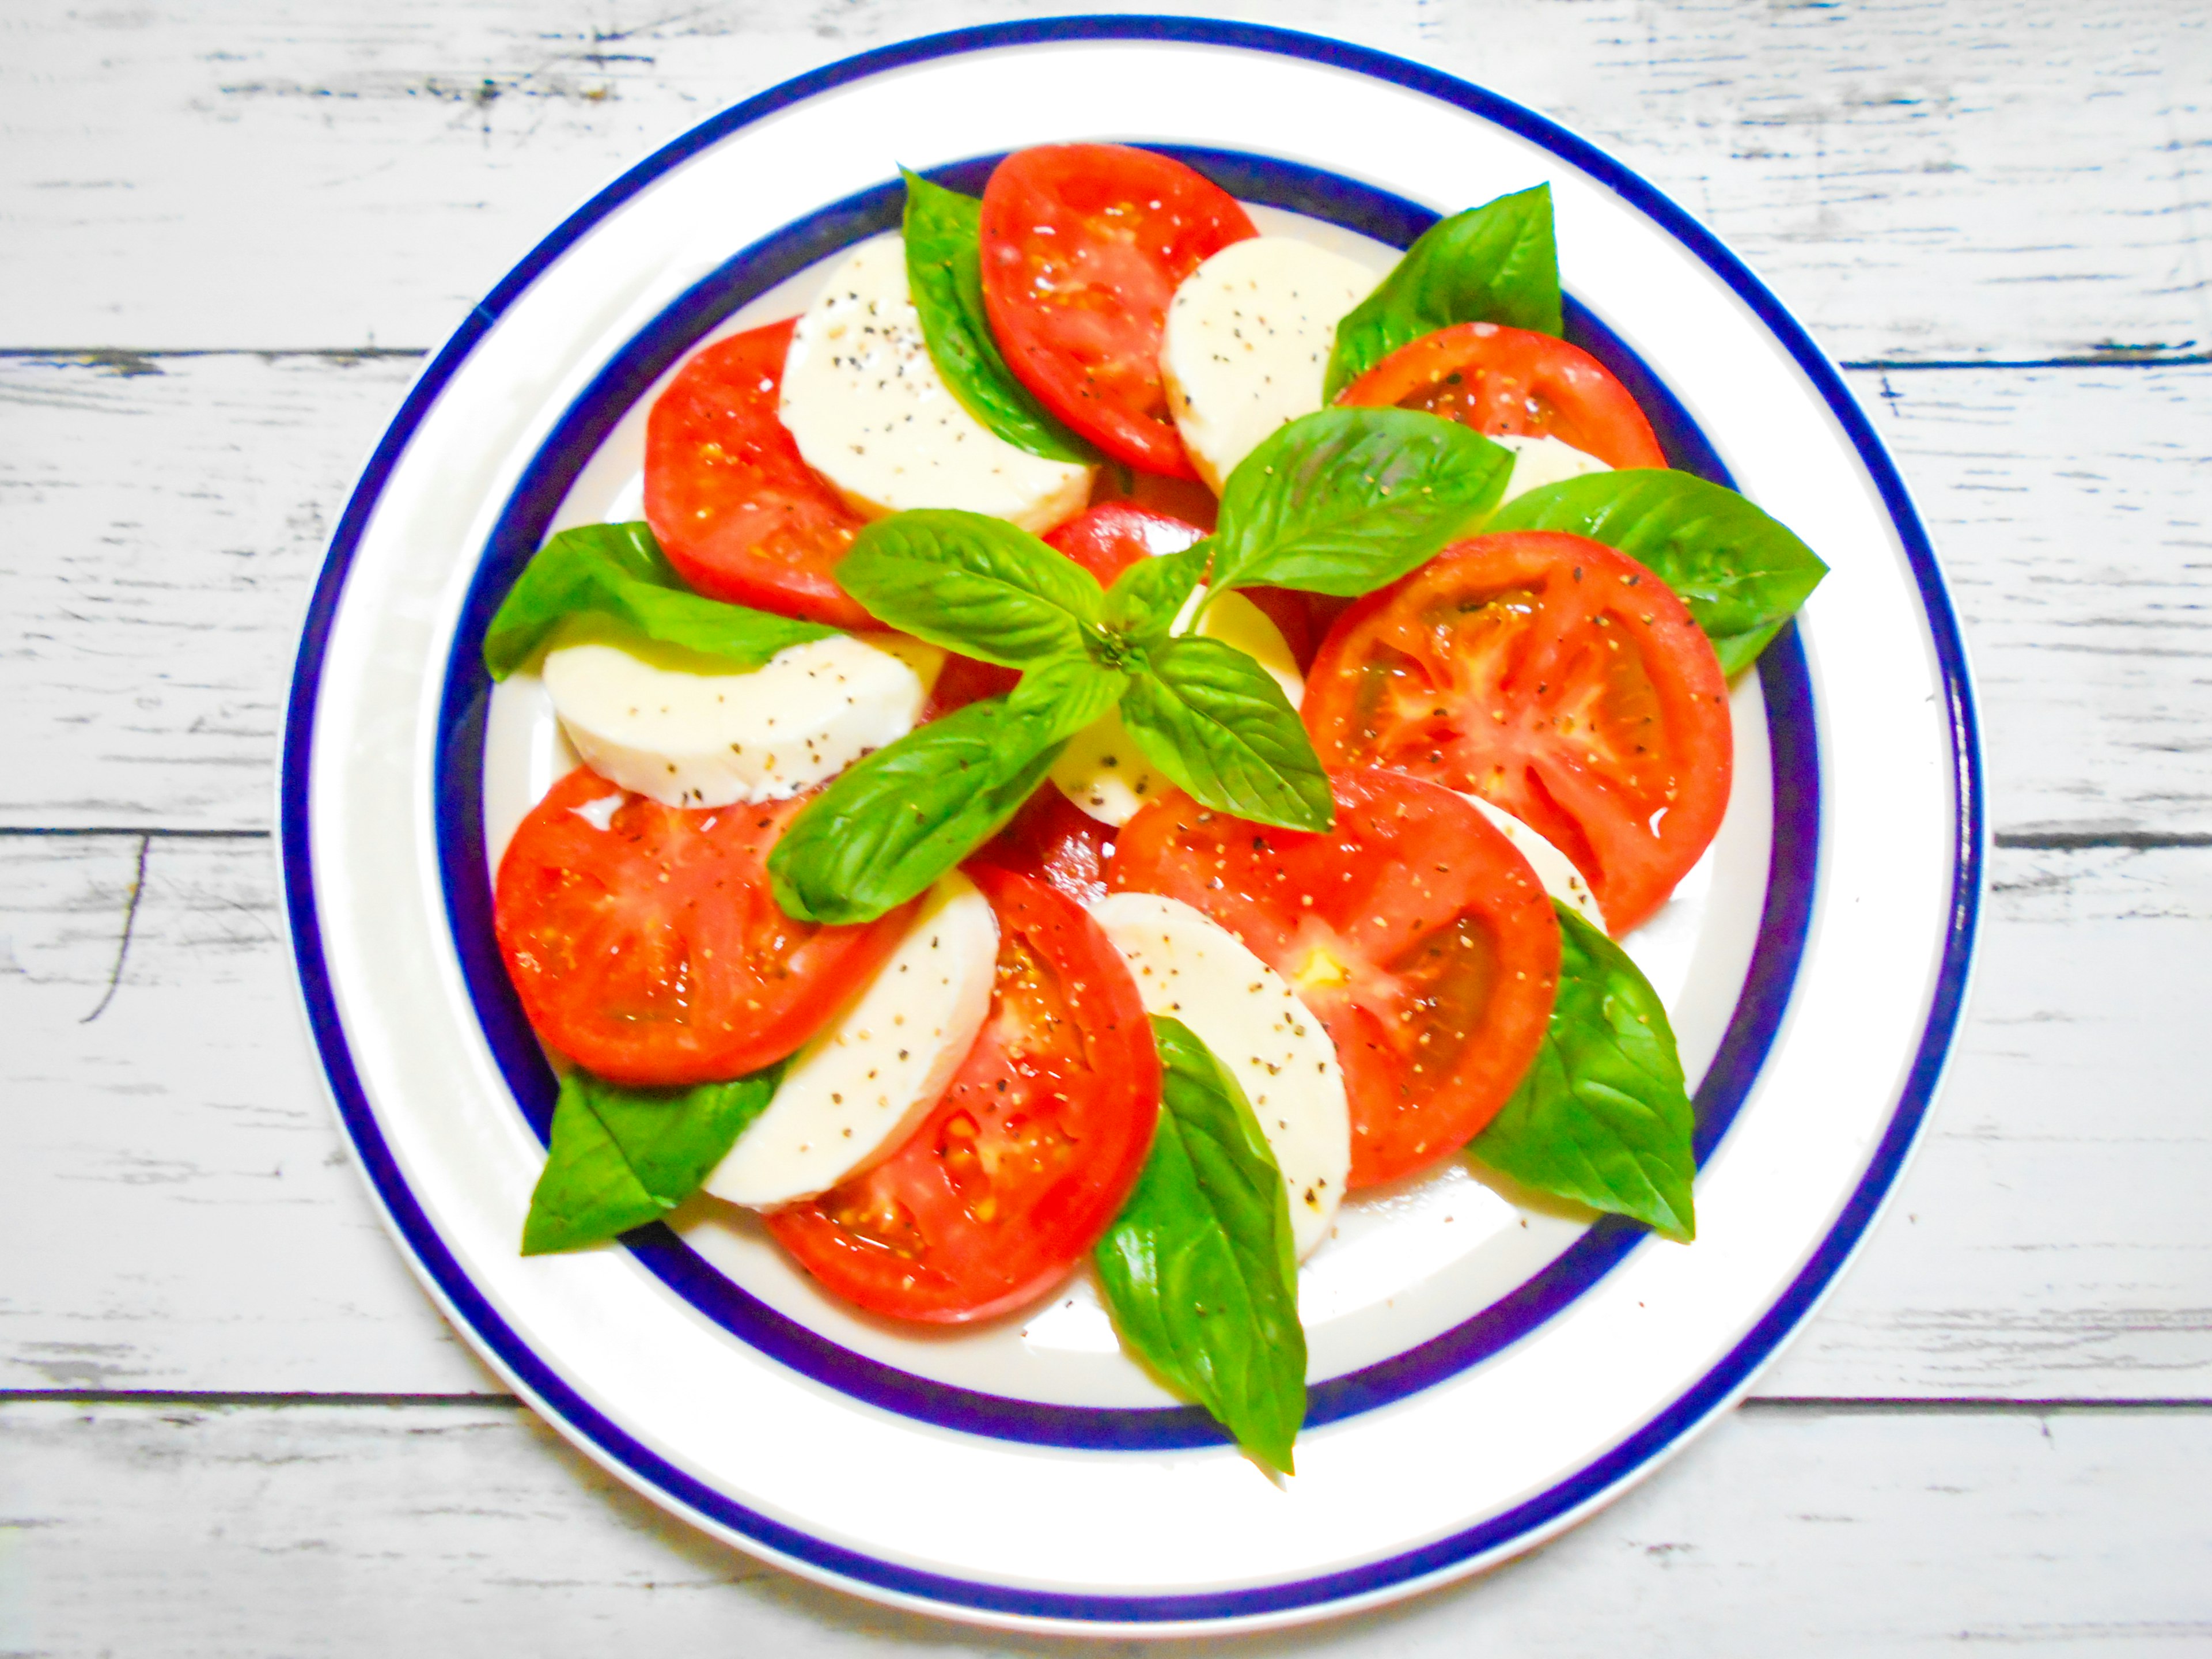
<box><xmin>5</xmin><ymin>3</ymin><xmax>2207</xmax><ymax>1650</ymax></box>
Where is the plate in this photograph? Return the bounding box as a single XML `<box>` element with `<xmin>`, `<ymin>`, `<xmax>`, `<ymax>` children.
<box><xmin>280</xmin><ymin>18</ymin><xmax>1982</xmax><ymax>1636</ymax></box>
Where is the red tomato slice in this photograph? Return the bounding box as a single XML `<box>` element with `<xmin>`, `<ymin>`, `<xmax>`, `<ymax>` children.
<box><xmin>1044</xmin><ymin>502</ymin><xmax>1207</xmax><ymax>586</ymax></box>
<box><xmin>643</xmin><ymin>319</ymin><xmax>872</xmax><ymax>628</ymax></box>
<box><xmin>1109</xmin><ymin>769</ymin><xmax>1560</xmax><ymax>1189</ymax></box>
<box><xmin>981</xmin><ymin>145</ymin><xmax>1256</xmax><ymax>479</ymax></box>
<box><xmin>1303</xmin><ymin>532</ymin><xmax>1732</xmax><ymax>935</ymax></box>
<box><xmin>972</xmin><ymin>785</ymin><xmax>1115</xmax><ymax>908</ymax></box>
<box><xmin>768</xmin><ymin>868</ymin><xmax>1161</xmax><ymax>1323</ymax></box>
<box><xmin>1336</xmin><ymin>321</ymin><xmax>1667</xmax><ymax>469</ymax></box>
<box><xmin>922</xmin><ymin>653</ymin><xmax>1021</xmax><ymax>718</ymax></box>
<box><xmin>494</xmin><ymin>768</ymin><xmax>915</xmax><ymax>1086</ymax></box>
<box><xmin>1086</xmin><ymin>465</ymin><xmax>1221</xmax><ymax>532</ymax></box>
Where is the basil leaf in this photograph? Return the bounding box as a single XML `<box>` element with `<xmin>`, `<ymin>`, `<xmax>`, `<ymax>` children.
<box><xmin>1102</xmin><ymin>543</ymin><xmax>1210</xmax><ymax>643</ymax></box>
<box><xmin>1469</xmin><ymin>902</ymin><xmax>1696</xmax><ymax>1240</ymax></box>
<box><xmin>1208</xmin><ymin>408</ymin><xmax>1510</xmax><ymax>597</ymax></box>
<box><xmin>1120</xmin><ymin>637</ymin><xmax>1333</xmax><ymax>832</ymax></box>
<box><xmin>1095</xmin><ymin>1016</ymin><xmax>1306</xmax><ymax>1474</ymax></box>
<box><xmin>767</xmin><ymin>659</ymin><xmax>1124</xmax><ymax>923</ymax></box>
<box><xmin>521</xmin><ymin>1063</ymin><xmax>784</xmax><ymax>1255</ymax></box>
<box><xmin>483</xmin><ymin>521</ymin><xmax>835</xmax><ymax>680</ymax></box>
<box><xmin>902</xmin><ymin>171</ymin><xmax>1099</xmax><ymax>465</ymax></box>
<box><xmin>1485</xmin><ymin>469</ymin><xmax>1828</xmax><ymax>676</ymax></box>
<box><xmin>836</xmin><ymin>509</ymin><xmax>1105</xmax><ymax>668</ymax></box>
<box><xmin>1323</xmin><ymin>183</ymin><xmax>1562</xmax><ymax>399</ymax></box>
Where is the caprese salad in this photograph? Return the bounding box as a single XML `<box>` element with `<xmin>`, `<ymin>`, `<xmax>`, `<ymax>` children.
<box><xmin>483</xmin><ymin>144</ymin><xmax>1827</xmax><ymax>1472</ymax></box>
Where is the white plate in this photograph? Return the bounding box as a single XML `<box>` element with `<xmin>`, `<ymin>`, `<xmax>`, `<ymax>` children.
<box><xmin>281</xmin><ymin>20</ymin><xmax>1982</xmax><ymax>1637</ymax></box>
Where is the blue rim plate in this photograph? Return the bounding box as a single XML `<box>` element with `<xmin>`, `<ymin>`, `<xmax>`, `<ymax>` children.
<box><xmin>280</xmin><ymin>17</ymin><xmax>1981</xmax><ymax>1635</ymax></box>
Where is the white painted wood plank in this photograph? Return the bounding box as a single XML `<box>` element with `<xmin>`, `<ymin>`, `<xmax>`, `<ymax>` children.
<box><xmin>1858</xmin><ymin>366</ymin><xmax>2212</xmax><ymax>840</ymax></box>
<box><xmin>3</xmin><ymin>1</ymin><xmax>2207</xmax><ymax>361</ymax></box>
<box><xmin>2</xmin><ymin>1400</ymin><xmax>2206</xmax><ymax>1653</ymax></box>
<box><xmin>0</xmin><ymin>353</ymin><xmax>416</xmax><ymax>829</ymax></box>
<box><xmin>0</xmin><ymin>835</ymin><xmax>494</xmax><ymax>1395</ymax></box>
<box><xmin>4</xmin><ymin>353</ymin><xmax>2206</xmax><ymax>836</ymax></box>
<box><xmin>5</xmin><ymin>836</ymin><xmax>2205</xmax><ymax>1397</ymax></box>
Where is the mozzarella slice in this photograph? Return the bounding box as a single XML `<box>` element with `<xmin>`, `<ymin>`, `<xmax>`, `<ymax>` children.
<box><xmin>1492</xmin><ymin>432</ymin><xmax>1611</xmax><ymax>505</ymax></box>
<box><xmin>780</xmin><ymin>234</ymin><xmax>1094</xmax><ymax>531</ymax></box>
<box><xmin>1048</xmin><ymin>585</ymin><xmax>1303</xmax><ymax>825</ymax></box>
<box><xmin>1459</xmin><ymin>791</ymin><xmax>1607</xmax><ymax>931</ymax></box>
<box><xmin>703</xmin><ymin>872</ymin><xmax>999</xmax><ymax>1209</ymax></box>
<box><xmin>541</xmin><ymin>632</ymin><xmax>943</xmax><ymax>810</ymax></box>
<box><xmin>1161</xmin><ymin>237</ymin><xmax>1380</xmax><ymax>493</ymax></box>
<box><xmin>1090</xmin><ymin>892</ymin><xmax>1350</xmax><ymax>1259</ymax></box>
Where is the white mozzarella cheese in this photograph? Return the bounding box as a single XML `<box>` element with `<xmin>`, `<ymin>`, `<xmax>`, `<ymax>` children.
<box><xmin>779</xmin><ymin>234</ymin><xmax>1094</xmax><ymax>531</ymax></box>
<box><xmin>1048</xmin><ymin>585</ymin><xmax>1303</xmax><ymax>826</ymax></box>
<box><xmin>541</xmin><ymin>632</ymin><xmax>943</xmax><ymax>811</ymax></box>
<box><xmin>703</xmin><ymin>872</ymin><xmax>999</xmax><ymax>1209</ymax></box>
<box><xmin>1459</xmin><ymin>791</ymin><xmax>1607</xmax><ymax>931</ymax></box>
<box><xmin>1160</xmin><ymin>237</ymin><xmax>1379</xmax><ymax>493</ymax></box>
<box><xmin>1089</xmin><ymin>892</ymin><xmax>1350</xmax><ymax>1260</ymax></box>
<box><xmin>1492</xmin><ymin>432</ymin><xmax>1611</xmax><ymax>504</ymax></box>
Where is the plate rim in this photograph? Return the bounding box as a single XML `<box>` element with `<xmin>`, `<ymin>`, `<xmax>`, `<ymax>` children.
<box><xmin>278</xmin><ymin>13</ymin><xmax>1984</xmax><ymax>1633</ymax></box>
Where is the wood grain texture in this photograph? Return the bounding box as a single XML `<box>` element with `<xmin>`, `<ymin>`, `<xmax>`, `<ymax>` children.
<box><xmin>3</xmin><ymin>1399</ymin><xmax>2207</xmax><ymax>1654</ymax></box>
<box><xmin>5</xmin><ymin>835</ymin><xmax>2205</xmax><ymax>1398</ymax></box>
<box><xmin>5</xmin><ymin>353</ymin><xmax>2206</xmax><ymax>835</ymax></box>
<box><xmin>2</xmin><ymin>1</ymin><xmax>2206</xmax><ymax>361</ymax></box>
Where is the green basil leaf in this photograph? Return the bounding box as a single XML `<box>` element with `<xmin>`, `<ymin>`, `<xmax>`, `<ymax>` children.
<box><xmin>1208</xmin><ymin>408</ymin><xmax>1510</xmax><ymax>597</ymax></box>
<box><xmin>836</xmin><ymin>509</ymin><xmax>1105</xmax><ymax>668</ymax></box>
<box><xmin>1095</xmin><ymin>1016</ymin><xmax>1306</xmax><ymax>1474</ymax></box>
<box><xmin>1469</xmin><ymin>902</ymin><xmax>1695</xmax><ymax>1240</ymax></box>
<box><xmin>1485</xmin><ymin>469</ymin><xmax>1828</xmax><ymax>676</ymax></box>
<box><xmin>902</xmin><ymin>171</ymin><xmax>1099</xmax><ymax>465</ymax></box>
<box><xmin>1323</xmin><ymin>183</ymin><xmax>1562</xmax><ymax>399</ymax></box>
<box><xmin>767</xmin><ymin>659</ymin><xmax>1124</xmax><ymax>923</ymax></box>
<box><xmin>1102</xmin><ymin>543</ymin><xmax>1210</xmax><ymax>643</ymax></box>
<box><xmin>483</xmin><ymin>521</ymin><xmax>835</xmax><ymax>680</ymax></box>
<box><xmin>1119</xmin><ymin>637</ymin><xmax>1333</xmax><ymax>833</ymax></box>
<box><xmin>521</xmin><ymin>1063</ymin><xmax>784</xmax><ymax>1255</ymax></box>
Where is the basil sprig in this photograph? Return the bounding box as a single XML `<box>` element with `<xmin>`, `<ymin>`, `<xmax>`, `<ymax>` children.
<box><xmin>1095</xmin><ymin>1017</ymin><xmax>1306</xmax><ymax>1474</ymax></box>
<box><xmin>1469</xmin><ymin>902</ymin><xmax>1696</xmax><ymax>1240</ymax></box>
<box><xmin>1486</xmin><ymin>470</ymin><xmax>1829</xmax><ymax>676</ymax></box>
<box><xmin>522</xmin><ymin>1062</ymin><xmax>785</xmax><ymax>1255</ymax></box>
<box><xmin>771</xmin><ymin>406</ymin><xmax>1498</xmax><ymax>921</ymax></box>
<box><xmin>902</xmin><ymin>170</ymin><xmax>1099</xmax><ymax>465</ymax></box>
<box><xmin>1323</xmin><ymin>183</ymin><xmax>1563</xmax><ymax>400</ymax></box>
<box><xmin>482</xmin><ymin>521</ymin><xmax>834</xmax><ymax>680</ymax></box>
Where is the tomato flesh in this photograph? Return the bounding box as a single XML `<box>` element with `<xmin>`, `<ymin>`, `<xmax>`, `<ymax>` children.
<box><xmin>494</xmin><ymin>768</ymin><xmax>915</xmax><ymax>1085</ymax></box>
<box><xmin>1303</xmin><ymin>532</ymin><xmax>1732</xmax><ymax>935</ymax></box>
<box><xmin>1109</xmin><ymin>768</ymin><xmax>1560</xmax><ymax>1188</ymax></box>
<box><xmin>643</xmin><ymin>319</ymin><xmax>872</xmax><ymax>628</ymax></box>
<box><xmin>973</xmin><ymin>785</ymin><xmax>1115</xmax><ymax>908</ymax></box>
<box><xmin>768</xmin><ymin>868</ymin><xmax>1161</xmax><ymax>1323</ymax></box>
<box><xmin>1337</xmin><ymin>322</ymin><xmax>1667</xmax><ymax>471</ymax></box>
<box><xmin>981</xmin><ymin>145</ymin><xmax>1256</xmax><ymax>479</ymax></box>
<box><xmin>1044</xmin><ymin>502</ymin><xmax>1207</xmax><ymax>587</ymax></box>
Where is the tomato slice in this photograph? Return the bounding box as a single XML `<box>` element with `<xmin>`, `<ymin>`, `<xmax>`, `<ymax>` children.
<box><xmin>768</xmin><ymin>868</ymin><xmax>1161</xmax><ymax>1323</ymax></box>
<box><xmin>1336</xmin><ymin>322</ymin><xmax>1667</xmax><ymax>470</ymax></box>
<box><xmin>1303</xmin><ymin>532</ymin><xmax>1732</xmax><ymax>935</ymax></box>
<box><xmin>972</xmin><ymin>784</ymin><xmax>1115</xmax><ymax>907</ymax></box>
<box><xmin>1086</xmin><ymin>464</ymin><xmax>1221</xmax><ymax>532</ymax></box>
<box><xmin>1109</xmin><ymin>768</ymin><xmax>1560</xmax><ymax>1188</ymax></box>
<box><xmin>494</xmin><ymin>768</ymin><xmax>915</xmax><ymax>1086</ymax></box>
<box><xmin>643</xmin><ymin>319</ymin><xmax>872</xmax><ymax>628</ymax></box>
<box><xmin>1044</xmin><ymin>502</ymin><xmax>1208</xmax><ymax>586</ymax></box>
<box><xmin>980</xmin><ymin>145</ymin><xmax>1256</xmax><ymax>479</ymax></box>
